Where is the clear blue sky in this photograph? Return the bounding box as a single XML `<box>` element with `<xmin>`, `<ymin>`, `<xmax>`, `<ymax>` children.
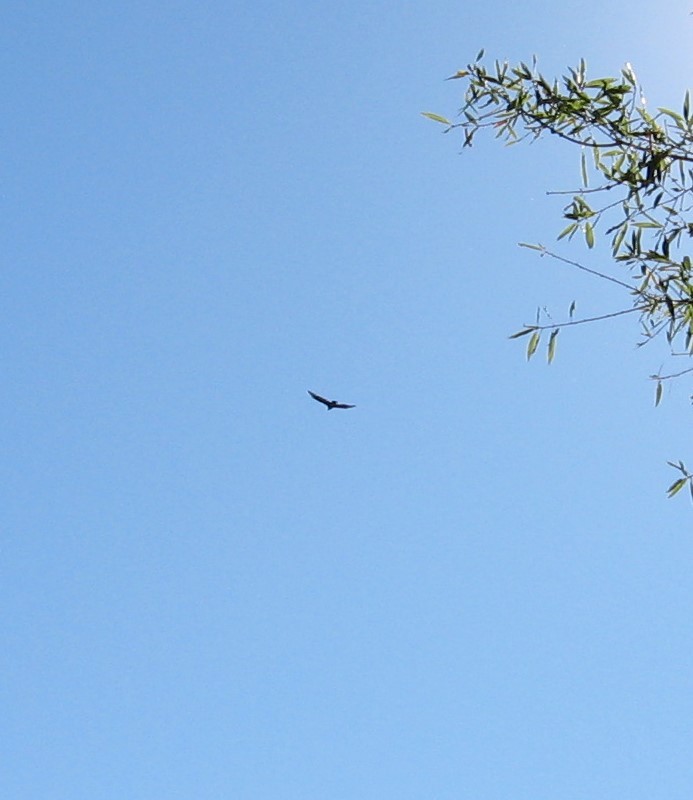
<box><xmin>3</xmin><ymin>2</ymin><xmax>693</xmax><ymax>798</ymax></box>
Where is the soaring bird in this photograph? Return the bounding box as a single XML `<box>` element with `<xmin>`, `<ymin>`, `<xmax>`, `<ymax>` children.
<box><xmin>307</xmin><ymin>390</ymin><xmax>356</xmax><ymax>410</ymax></box>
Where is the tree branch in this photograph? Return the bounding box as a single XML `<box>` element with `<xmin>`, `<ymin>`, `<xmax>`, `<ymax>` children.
<box><xmin>519</xmin><ymin>244</ymin><xmax>636</xmax><ymax>291</ymax></box>
<box><xmin>524</xmin><ymin>305</ymin><xmax>644</xmax><ymax>332</ymax></box>
<box><xmin>650</xmin><ymin>365</ymin><xmax>693</xmax><ymax>381</ymax></box>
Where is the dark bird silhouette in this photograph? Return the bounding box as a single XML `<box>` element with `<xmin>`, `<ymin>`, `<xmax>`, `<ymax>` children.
<box><xmin>308</xmin><ymin>390</ymin><xmax>356</xmax><ymax>410</ymax></box>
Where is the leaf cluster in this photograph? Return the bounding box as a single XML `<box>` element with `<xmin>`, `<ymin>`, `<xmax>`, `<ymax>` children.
<box><xmin>425</xmin><ymin>52</ymin><xmax>693</xmax><ymax>500</ymax></box>
<box><xmin>431</xmin><ymin>54</ymin><xmax>693</xmax><ymax>358</ymax></box>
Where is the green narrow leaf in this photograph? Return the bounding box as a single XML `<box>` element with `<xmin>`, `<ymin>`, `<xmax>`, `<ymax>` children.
<box><xmin>611</xmin><ymin>223</ymin><xmax>627</xmax><ymax>256</ymax></box>
<box><xmin>547</xmin><ymin>328</ymin><xmax>559</xmax><ymax>364</ymax></box>
<box><xmin>585</xmin><ymin>79</ymin><xmax>609</xmax><ymax>89</ymax></box>
<box><xmin>667</xmin><ymin>478</ymin><xmax>687</xmax><ymax>498</ymax></box>
<box><xmin>526</xmin><ymin>331</ymin><xmax>541</xmax><ymax>360</ymax></box>
<box><xmin>508</xmin><ymin>327</ymin><xmax>536</xmax><ymax>339</ymax></box>
<box><xmin>655</xmin><ymin>380</ymin><xmax>663</xmax><ymax>407</ymax></box>
<box><xmin>658</xmin><ymin>107</ymin><xmax>685</xmax><ymax>127</ymax></box>
<box><xmin>684</xmin><ymin>89</ymin><xmax>690</xmax><ymax>121</ymax></box>
<box><xmin>585</xmin><ymin>222</ymin><xmax>595</xmax><ymax>248</ymax></box>
<box><xmin>630</xmin><ymin>228</ymin><xmax>642</xmax><ymax>255</ymax></box>
<box><xmin>445</xmin><ymin>70</ymin><xmax>469</xmax><ymax>81</ymax></box>
<box><xmin>421</xmin><ymin>112</ymin><xmax>452</xmax><ymax>125</ymax></box>
<box><xmin>592</xmin><ymin>146</ymin><xmax>602</xmax><ymax>172</ymax></box>
<box><xmin>581</xmin><ymin>149</ymin><xmax>588</xmax><ymax>187</ymax></box>
<box><xmin>557</xmin><ymin>222</ymin><xmax>578</xmax><ymax>241</ymax></box>
<box><xmin>518</xmin><ymin>242</ymin><xmax>544</xmax><ymax>252</ymax></box>
<box><xmin>569</xmin><ymin>300</ymin><xmax>576</xmax><ymax>319</ymax></box>
<box><xmin>475</xmin><ymin>48</ymin><xmax>485</xmax><ymax>62</ymax></box>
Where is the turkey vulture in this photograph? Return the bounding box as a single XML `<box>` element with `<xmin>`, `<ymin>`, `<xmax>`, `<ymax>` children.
<box><xmin>308</xmin><ymin>390</ymin><xmax>356</xmax><ymax>410</ymax></box>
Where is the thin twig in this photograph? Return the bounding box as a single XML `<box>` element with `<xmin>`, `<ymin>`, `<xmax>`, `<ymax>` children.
<box><xmin>650</xmin><ymin>365</ymin><xmax>693</xmax><ymax>381</ymax></box>
<box><xmin>546</xmin><ymin>185</ymin><xmax>613</xmax><ymax>196</ymax></box>
<box><xmin>520</xmin><ymin>245</ymin><xmax>635</xmax><ymax>291</ymax></box>
<box><xmin>526</xmin><ymin>305</ymin><xmax>644</xmax><ymax>331</ymax></box>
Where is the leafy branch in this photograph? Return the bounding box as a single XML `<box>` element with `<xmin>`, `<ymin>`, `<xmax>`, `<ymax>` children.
<box><xmin>426</xmin><ymin>52</ymin><xmax>693</xmax><ymax>499</ymax></box>
<box><xmin>666</xmin><ymin>460</ymin><xmax>693</xmax><ymax>500</ymax></box>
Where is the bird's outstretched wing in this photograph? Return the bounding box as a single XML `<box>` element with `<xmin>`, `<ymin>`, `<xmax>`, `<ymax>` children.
<box><xmin>333</xmin><ymin>402</ymin><xmax>356</xmax><ymax>409</ymax></box>
<box><xmin>308</xmin><ymin>390</ymin><xmax>331</xmax><ymax>407</ymax></box>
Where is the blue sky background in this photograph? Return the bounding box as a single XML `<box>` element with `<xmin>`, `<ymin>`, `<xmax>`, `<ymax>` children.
<box><xmin>2</xmin><ymin>2</ymin><xmax>693</xmax><ymax>798</ymax></box>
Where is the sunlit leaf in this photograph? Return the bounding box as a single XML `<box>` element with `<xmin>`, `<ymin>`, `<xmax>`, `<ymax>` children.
<box><xmin>421</xmin><ymin>112</ymin><xmax>452</xmax><ymax>125</ymax></box>
<box><xmin>518</xmin><ymin>242</ymin><xmax>544</xmax><ymax>251</ymax></box>
<box><xmin>445</xmin><ymin>70</ymin><xmax>469</xmax><ymax>81</ymax></box>
<box><xmin>557</xmin><ymin>222</ymin><xmax>578</xmax><ymax>241</ymax></box>
<box><xmin>592</xmin><ymin>146</ymin><xmax>602</xmax><ymax>171</ymax></box>
<box><xmin>585</xmin><ymin>222</ymin><xmax>595</xmax><ymax>248</ymax></box>
<box><xmin>581</xmin><ymin>149</ymin><xmax>588</xmax><ymax>187</ymax></box>
<box><xmin>526</xmin><ymin>331</ymin><xmax>540</xmax><ymax>360</ymax></box>
<box><xmin>611</xmin><ymin>223</ymin><xmax>627</xmax><ymax>255</ymax></box>
<box><xmin>667</xmin><ymin>478</ymin><xmax>687</xmax><ymax>498</ymax></box>
<box><xmin>658</xmin><ymin>108</ymin><xmax>685</xmax><ymax>128</ymax></box>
